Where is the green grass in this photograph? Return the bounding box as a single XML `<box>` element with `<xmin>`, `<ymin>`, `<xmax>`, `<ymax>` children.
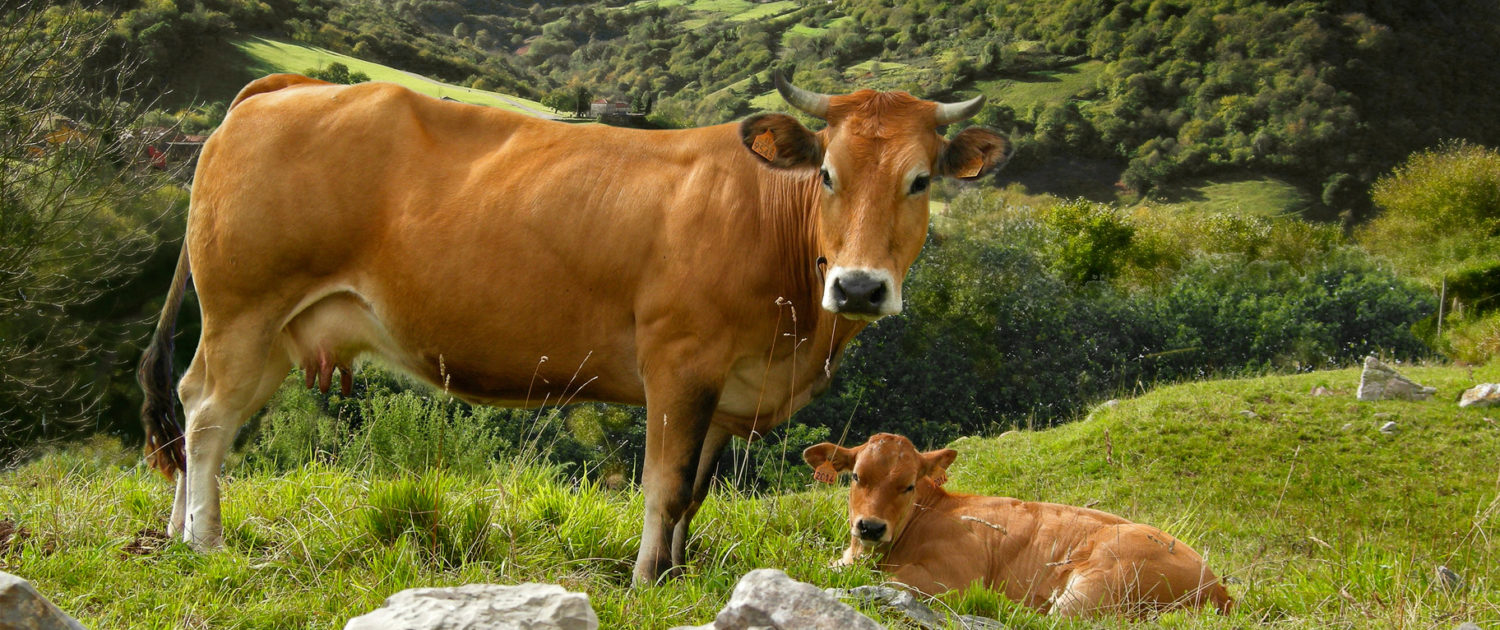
<box><xmin>3</xmin><ymin>365</ymin><xmax>1497</xmax><ymax>628</ymax></box>
<box><xmin>977</xmin><ymin>60</ymin><xmax>1107</xmax><ymax>111</ymax></box>
<box><xmin>230</xmin><ymin>36</ymin><xmax>548</xmax><ymax>114</ymax></box>
<box><xmin>1143</xmin><ymin>175</ymin><xmax>1314</xmax><ymax>218</ymax></box>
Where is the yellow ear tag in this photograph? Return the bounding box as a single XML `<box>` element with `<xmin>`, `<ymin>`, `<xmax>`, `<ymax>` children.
<box><xmin>752</xmin><ymin>129</ymin><xmax>778</xmax><ymax>161</ymax></box>
<box><xmin>813</xmin><ymin>462</ymin><xmax>838</xmax><ymax>484</ymax></box>
<box><xmin>956</xmin><ymin>155</ymin><xmax>985</xmax><ymax>178</ymax></box>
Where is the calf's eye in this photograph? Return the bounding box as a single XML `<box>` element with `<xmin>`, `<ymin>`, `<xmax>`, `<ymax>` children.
<box><xmin>909</xmin><ymin>176</ymin><xmax>929</xmax><ymax>195</ymax></box>
<box><xmin>905</xmin><ymin>484</ymin><xmax>915</xmax><ymax>492</ymax></box>
<box><xmin>851</xmin><ymin>473</ymin><xmax>860</xmax><ymax>483</ymax></box>
<box><xmin>821</xmin><ymin>168</ymin><xmax>834</xmax><ymax>189</ymax></box>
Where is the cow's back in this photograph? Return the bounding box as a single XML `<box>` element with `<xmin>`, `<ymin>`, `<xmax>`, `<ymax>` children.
<box><xmin>188</xmin><ymin>79</ymin><xmax>762</xmax><ymax>404</ymax></box>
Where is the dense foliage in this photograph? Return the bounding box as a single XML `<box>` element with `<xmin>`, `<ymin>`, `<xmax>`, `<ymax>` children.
<box><xmin>0</xmin><ymin>5</ymin><xmax>185</xmax><ymax>458</ymax></box>
<box><xmin>1360</xmin><ymin>141</ymin><xmax>1500</xmax><ymax>362</ymax></box>
<box><xmin>796</xmin><ymin>191</ymin><xmax>1434</xmax><ymax>449</ymax></box>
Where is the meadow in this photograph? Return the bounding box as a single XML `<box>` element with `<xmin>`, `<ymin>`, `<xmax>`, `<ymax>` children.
<box><xmin>2</xmin><ymin>365</ymin><xmax>1494</xmax><ymax>628</ymax></box>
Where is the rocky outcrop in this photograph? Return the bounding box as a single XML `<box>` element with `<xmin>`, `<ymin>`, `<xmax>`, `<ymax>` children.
<box><xmin>670</xmin><ymin>569</ymin><xmax>883</xmax><ymax>630</ymax></box>
<box><xmin>1459</xmin><ymin>383</ymin><xmax>1500</xmax><ymax>408</ymax></box>
<box><xmin>0</xmin><ymin>570</ymin><xmax>87</xmax><ymax>630</ymax></box>
<box><xmin>344</xmin><ymin>583</ymin><xmax>597</xmax><ymax>630</ymax></box>
<box><xmin>1357</xmin><ymin>356</ymin><xmax>1436</xmax><ymax>401</ymax></box>
<box><xmin>826</xmin><ymin>585</ymin><xmax>1004</xmax><ymax>629</ymax></box>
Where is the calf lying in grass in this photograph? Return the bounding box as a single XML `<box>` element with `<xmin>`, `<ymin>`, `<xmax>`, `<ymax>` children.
<box><xmin>805</xmin><ymin>433</ymin><xmax>1233</xmax><ymax>617</ymax></box>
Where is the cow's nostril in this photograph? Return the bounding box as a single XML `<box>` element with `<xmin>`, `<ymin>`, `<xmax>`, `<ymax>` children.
<box><xmin>856</xmin><ymin>519</ymin><xmax>887</xmax><ymax>541</ymax></box>
<box><xmin>869</xmin><ymin>284</ymin><xmax>886</xmax><ymax>305</ymax></box>
<box><xmin>832</xmin><ymin>277</ymin><xmax>849</xmax><ymax>305</ymax></box>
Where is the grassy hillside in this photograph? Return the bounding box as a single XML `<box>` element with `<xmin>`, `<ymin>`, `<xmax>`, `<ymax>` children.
<box><xmin>1138</xmin><ymin>175</ymin><xmax>1316</xmax><ymax>218</ymax></box>
<box><xmin>976</xmin><ymin>60</ymin><xmax>1107</xmax><ymax>113</ymax></box>
<box><xmin>167</xmin><ymin>35</ymin><xmax>549</xmax><ymax>115</ymax></box>
<box><xmin>1</xmin><ymin>365</ymin><xmax>1495</xmax><ymax>628</ymax></box>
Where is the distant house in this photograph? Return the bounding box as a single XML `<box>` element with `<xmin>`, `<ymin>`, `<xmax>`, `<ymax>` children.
<box><xmin>589</xmin><ymin>98</ymin><xmax>630</xmax><ymax>117</ymax></box>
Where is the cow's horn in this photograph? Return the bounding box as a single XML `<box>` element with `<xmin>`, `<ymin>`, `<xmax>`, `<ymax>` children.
<box><xmin>774</xmin><ymin>72</ymin><xmax>830</xmax><ymax>119</ymax></box>
<box><xmin>934</xmin><ymin>94</ymin><xmax>987</xmax><ymax>126</ymax></box>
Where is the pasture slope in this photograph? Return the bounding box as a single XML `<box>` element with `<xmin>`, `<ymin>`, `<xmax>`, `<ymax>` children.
<box><xmin>168</xmin><ymin>35</ymin><xmax>550</xmax><ymax>115</ymax></box>
<box><xmin>0</xmin><ymin>364</ymin><xmax>1496</xmax><ymax>628</ymax></box>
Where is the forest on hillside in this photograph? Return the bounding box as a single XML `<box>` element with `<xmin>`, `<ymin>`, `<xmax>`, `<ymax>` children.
<box><xmin>5</xmin><ymin>0</ymin><xmax>1500</xmax><ymax>477</ymax></box>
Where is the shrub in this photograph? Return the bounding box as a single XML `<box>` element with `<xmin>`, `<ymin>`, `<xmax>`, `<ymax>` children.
<box><xmin>363</xmin><ymin>471</ymin><xmax>493</xmax><ymax>567</ymax></box>
<box><xmin>1362</xmin><ymin>141</ymin><xmax>1500</xmax><ymax>286</ymax></box>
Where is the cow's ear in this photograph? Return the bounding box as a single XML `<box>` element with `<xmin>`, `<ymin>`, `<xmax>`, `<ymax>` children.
<box><xmin>741</xmin><ymin>113</ymin><xmax>823</xmax><ymax>169</ymax></box>
<box><xmin>921</xmin><ymin>448</ymin><xmax>959</xmax><ymax>486</ymax></box>
<box><xmin>803</xmin><ymin>442</ymin><xmax>861</xmax><ymax>484</ymax></box>
<box><xmin>937</xmin><ymin>127</ymin><xmax>1010</xmax><ymax>180</ymax></box>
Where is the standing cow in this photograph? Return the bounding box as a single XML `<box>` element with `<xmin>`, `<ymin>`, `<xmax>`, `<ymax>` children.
<box><xmin>137</xmin><ymin>72</ymin><xmax>1008</xmax><ymax>583</ymax></box>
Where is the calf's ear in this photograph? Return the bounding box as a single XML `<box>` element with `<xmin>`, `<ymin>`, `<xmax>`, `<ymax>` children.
<box><xmin>937</xmin><ymin>127</ymin><xmax>1010</xmax><ymax>180</ymax></box>
<box><xmin>921</xmin><ymin>448</ymin><xmax>959</xmax><ymax>486</ymax></box>
<box><xmin>803</xmin><ymin>442</ymin><xmax>862</xmax><ymax>484</ymax></box>
<box><xmin>741</xmin><ymin>113</ymin><xmax>824</xmax><ymax>169</ymax></box>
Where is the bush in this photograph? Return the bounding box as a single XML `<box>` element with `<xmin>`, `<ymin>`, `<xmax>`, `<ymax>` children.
<box><xmin>364</xmin><ymin>471</ymin><xmax>493</xmax><ymax>567</ymax></box>
<box><xmin>1362</xmin><ymin>141</ymin><xmax>1500</xmax><ymax>285</ymax></box>
<box><xmin>799</xmin><ymin>194</ymin><xmax>1435</xmax><ymax>446</ymax></box>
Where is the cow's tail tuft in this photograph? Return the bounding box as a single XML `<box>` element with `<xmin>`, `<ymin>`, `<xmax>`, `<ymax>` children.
<box><xmin>229</xmin><ymin>73</ymin><xmax>331</xmax><ymax>111</ymax></box>
<box><xmin>1211</xmin><ymin>581</ymin><xmax>1235</xmax><ymax>615</ymax></box>
<box><xmin>137</xmin><ymin>242</ymin><xmax>191</xmax><ymax>479</ymax></box>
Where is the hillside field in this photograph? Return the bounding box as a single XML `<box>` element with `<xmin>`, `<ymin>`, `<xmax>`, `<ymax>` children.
<box><xmin>165</xmin><ymin>35</ymin><xmax>549</xmax><ymax>115</ymax></box>
<box><xmin>1</xmin><ymin>364</ymin><xmax>1495</xmax><ymax>628</ymax></box>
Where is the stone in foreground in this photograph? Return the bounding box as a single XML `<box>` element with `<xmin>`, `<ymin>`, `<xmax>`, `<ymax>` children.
<box><xmin>827</xmin><ymin>586</ymin><xmax>943</xmax><ymax>629</ymax></box>
<box><xmin>0</xmin><ymin>570</ymin><xmax>87</xmax><ymax>630</ymax></box>
<box><xmin>344</xmin><ymin>583</ymin><xmax>597</xmax><ymax>630</ymax></box>
<box><xmin>1459</xmin><ymin>383</ymin><xmax>1500</xmax><ymax>408</ymax></box>
<box><xmin>1357</xmin><ymin>356</ymin><xmax>1435</xmax><ymax>401</ymax></box>
<box><xmin>670</xmin><ymin>569</ymin><xmax>883</xmax><ymax>630</ymax></box>
<box><xmin>825</xmin><ymin>585</ymin><xmax>1005</xmax><ymax>630</ymax></box>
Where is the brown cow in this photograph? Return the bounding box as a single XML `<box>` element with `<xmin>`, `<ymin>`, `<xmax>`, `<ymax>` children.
<box><xmin>805</xmin><ymin>434</ymin><xmax>1234</xmax><ymax>617</ymax></box>
<box><xmin>137</xmin><ymin>73</ymin><xmax>1009</xmax><ymax>583</ymax></box>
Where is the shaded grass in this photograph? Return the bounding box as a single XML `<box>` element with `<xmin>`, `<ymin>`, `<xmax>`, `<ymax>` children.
<box><xmin>1143</xmin><ymin>175</ymin><xmax>1314</xmax><ymax>218</ymax></box>
<box><xmin>2</xmin><ymin>365</ymin><xmax>1497</xmax><ymax>628</ymax></box>
<box><xmin>977</xmin><ymin>60</ymin><xmax>1107</xmax><ymax>111</ymax></box>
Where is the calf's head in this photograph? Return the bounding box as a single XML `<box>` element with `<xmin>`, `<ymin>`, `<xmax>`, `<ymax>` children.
<box><xmin>804</xmin><ymin>433</ymin><xmax>957</xmax><ymax>546</ymax></box>
<box><xmin>740</xmin><ymin>75</ymin><xmax>1010</xmax><ymax>321</ymax></box>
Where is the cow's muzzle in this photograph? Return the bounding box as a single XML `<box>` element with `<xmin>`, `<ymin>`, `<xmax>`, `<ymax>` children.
<box><xmin>855</xmin><ymin>518</ymin><xmax>889</xmax><ymax>543</ymax></box>
<box><xmin>823</xmin><ymin>267</ymin><xmax>900</xmax><ymax>320</ymax></box>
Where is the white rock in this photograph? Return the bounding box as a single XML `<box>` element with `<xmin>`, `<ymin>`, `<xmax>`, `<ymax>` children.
<box><xmin>0</xmin><ymin>570</ymin><xmax>87</xmax><ymax>630</ymax></box>
<box><xmin>1357</xmin><ymin>356</ymin><xmax>1435</xmax><ymax>401</ymax></box>
<box><xmin>1459</xmin><ymin>384</ymin><xmax>1500</xmax><ymax>408</ymax></box>
<box><xmin>826</xmin><ymin>586</ymin><xmax>942</xmax><ymax>629</ymax></box>
<box><xmin>1379</xmin><ymin>421</ymin><xmax>1398</xmax><ymax>434</ymax></box>
<box><xmin>1455</xmin><ymin>622</ymin><xmax>1481</xmax><ymax>630</ymax></box>
<box><xmin>673</xmin><ymin>569</ymin><xmax>882</xmax><ymax>630</ymax></box>
<box><xmin>344</xmin><ymin>583</ymin><xmax>598</xmax><ymax>630</ymax></box>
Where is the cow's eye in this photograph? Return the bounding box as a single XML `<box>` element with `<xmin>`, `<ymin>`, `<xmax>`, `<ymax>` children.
<box><xmin>851</xmin><ymin>473</ymin><xmax>860</xmax><ymax>483</ymax></box>
<box><xmin>905</xmin><ymin>484</ymin><xmax>915</xmax><ymax>493</ymax></box>
<box><xmin>821</xmin><ymin>168</ymin><xmax>833</xmax><ymax>189</ymax></box>
<box><xmin>909</xmin><ymin>175</ymin><xmax>930</xmax><ymax>195</ymax></box>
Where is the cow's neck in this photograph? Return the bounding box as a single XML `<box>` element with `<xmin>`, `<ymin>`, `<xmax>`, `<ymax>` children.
<box><xmin>754</xmin><ymin>168</ymin><xmax>867</xmax><ymax>380</ymax></box>
<box><xmin>887</xmin><ymin>480</ymin><xmax>951</xmax><ymax>556</ymax></box>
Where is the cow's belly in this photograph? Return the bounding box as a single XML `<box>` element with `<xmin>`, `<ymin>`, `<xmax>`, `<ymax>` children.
<box><xmin>281</xmin><ymin>281</ymin><xmax>646</xmax><ymax>407</ymax></box>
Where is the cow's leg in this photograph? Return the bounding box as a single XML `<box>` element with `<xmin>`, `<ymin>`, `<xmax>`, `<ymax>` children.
<box><xmin>670</xmin><ymin>424</ymin><xmax>731</xmax><ymax>567</ymax></box>
<box><xmin>634</xmin><ymin>377</ymin><xmax>721</xmax><ymax>585</ymax></box>
<box><xmin>177</xmin><ymin>322</ymin><xmax>290</xmax><ymax>549</ymax></box>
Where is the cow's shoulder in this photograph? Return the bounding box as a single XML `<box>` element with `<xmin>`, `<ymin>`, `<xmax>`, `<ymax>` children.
<box><xmin>229</xmin><ymin>74</ymin><xmax>333</xmax><ymax>111</ymax></box>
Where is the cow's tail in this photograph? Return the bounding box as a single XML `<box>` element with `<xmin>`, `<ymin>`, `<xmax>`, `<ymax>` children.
<box><xmin>137</xmin><ymin>242</ymin><xmax>191</xmax><ymax>479</ymax></box>
<box><xmin>1209</xmin><ymin>581</ymin><xmax>1235</xmax><ymax>615</ymax></box>
<box><xmin>229</xmin><ymin>73</ymin><xmax>332</xmax><ymax>111</ymax></box>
